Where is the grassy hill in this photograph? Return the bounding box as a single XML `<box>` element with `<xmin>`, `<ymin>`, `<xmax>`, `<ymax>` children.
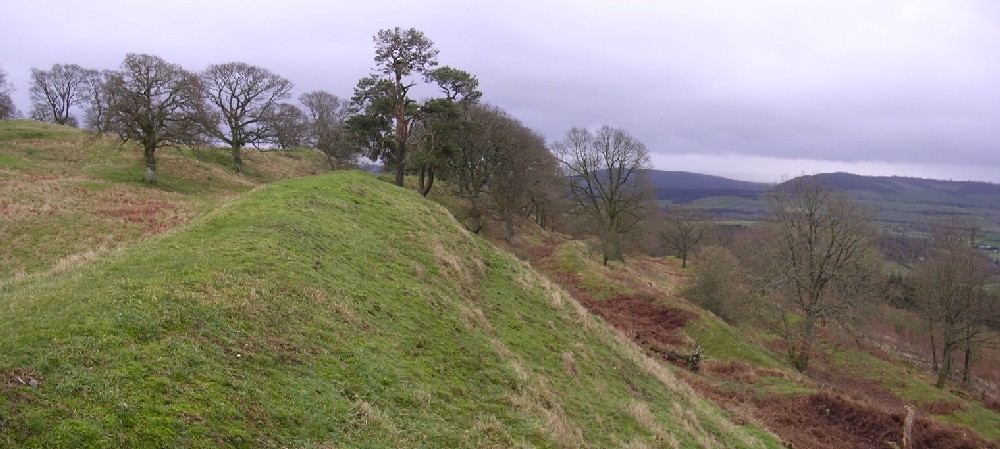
<box><xmin>0</xmin><ymin>123</ymin><xmax>781</xmax><ymax>447</ymax></box>
<box><xmin>0</xmin><ymin>120</ymin><xmax>329</xmax><ymax>284</ymax></box>
<box><xmin>803</xmin><ymin>173</ymin><xmax>1000</xmax><ymax>238</ymax></box>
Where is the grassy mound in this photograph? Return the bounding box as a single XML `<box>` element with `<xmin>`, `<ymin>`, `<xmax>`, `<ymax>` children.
<box><xmin>0</xmin><ymin>171</ymin><xmax>780</xmax><ymax>448</ymax></box>
<box><xmin>0</xmin><ymin>120</ymin><xmax>328</xmax><ymax>283</ymax></box>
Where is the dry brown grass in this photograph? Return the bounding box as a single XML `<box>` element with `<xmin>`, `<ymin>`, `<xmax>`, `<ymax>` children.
<box><xmin>347</xmin><ymin>400</ymin><xmax>403</xmax><ymax>443</ymax></box>
<box><xmin>560</xmin><ymin>351</ymin><xmax>578</xmax><ymax>376</ymax></box>
<box><xmin>461</xmin><ymin>415</ymin><xmax>527</xmax><ymax>449</ymax></box>
<box><xmin>49</xmin><ymin>245</ymin><xmax>121</xmax><ymax>275</ymax></box>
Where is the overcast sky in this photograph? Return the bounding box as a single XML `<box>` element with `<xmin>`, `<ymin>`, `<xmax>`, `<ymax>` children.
<box><xmin>4</xmin><ymin>0</ymin><xmax>1000</xmax><ymax>183</ymax></box>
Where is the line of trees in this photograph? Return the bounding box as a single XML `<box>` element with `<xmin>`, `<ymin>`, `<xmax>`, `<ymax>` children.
<box><xmin>912</xmin><ymin>221</ymin><xmax>999</xmax><ymax>388</ymax></box>
<box><xmin>1</xmin><ymin>28</ymin><xmax>650</xmax><ymax>251</ymax></box>
<box><xmin>0</xmin><ymin>29</ymin><xmax>583</xmax><ymax>244</ymax></box>
<box><xmin>11</xmin><ymin>59</ymin><xmax>348</xmax><ymax>183</ymax></box>
<box><xmin>6</xmin><ymin>27</ymin><xmax>647</xmax><ymax>249</ymax></box>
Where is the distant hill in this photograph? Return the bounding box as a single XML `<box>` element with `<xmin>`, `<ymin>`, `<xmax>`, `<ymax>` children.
<box><xmin>792</xmin><ymin>173</ymin><xmax>1000</xmax><ymax>236</ymax></box>
<box><xmin>795</xmin><ymin>172</ymin><xmax>1000</xmax><ymax>202</ymax></box>
<box><xmin>646</xmin><ymin>170</ymin><xmax>1000</xmax><ymax>235</ymax></box>
<box><xmin>645</xmin><ymin>170</ymin><xmax>770</xmax><ymax>203</ymax></box>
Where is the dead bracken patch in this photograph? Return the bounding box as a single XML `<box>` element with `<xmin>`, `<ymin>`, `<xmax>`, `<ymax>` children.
<box><xmin>684</xmin><ymin>351</ymin><xmax>999</xmax><ymax>449</ymax></box>
<box><xmin>524</xmin><ymin>245</ymin><xmax>554</xmax><ymax>261</ymax></box>
<box><xmin>704</xmin><ymin>361</ymin><xmax>767</xmax><ymax>384</ymax></box>
<box><xmin>810</xmin><ymin>368</ymin><xmax>905</xmax><ymax>409</ymax></box>
<box><xmin>919</xmin><ymin>398</ymin><xmax>964</xmax><ymax>415</ymax></box>
<box><xmin>758</xmin><ymin>392</ymin><xmax>996</xmax><ymax>449</ymax></box>
<box><xmin>580</xmin><ymin>293</ymin><xmax>692</xmax><ymax>350</ymax></box>
<box><xmin>93</xmin><ymin>194</ymin><xmax>175</xmax><ymax>224</ymax></box>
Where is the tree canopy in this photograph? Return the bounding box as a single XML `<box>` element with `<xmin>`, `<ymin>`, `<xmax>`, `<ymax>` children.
<box><xmin>201</xmin><ymin>62</ymin><xmax>294</xmax><ymax>173</ymax></box>
<box><xmin>555</xmin><ymin>125</ymin><xmax>653</xmax><ymax>265</ymax></box>
<box><xmin>106</xmin><ymin>53</ymin><xmax>206</xmax><ymax>183</ymax></box>
<box><xmin>29</xmin><ymin>63</ymin><xmax>91</xmax><ymax>126</ymax></box>
<box><xmin>349</xmin><ymin>27</ymin><xmax>440</xmax><ymax>187</ymax></box>
<box><xmin>0</xmin><ymin>68</ymin><xmax>18</xmax><ymax>120</ymax></box>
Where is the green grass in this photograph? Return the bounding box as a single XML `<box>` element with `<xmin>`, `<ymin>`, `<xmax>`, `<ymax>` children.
<box><xmin>548</xmin><ymin>240</ymin><xmax>636</xmax><ymax>300</ymax></box>
<box><xmin>0</xmin><ymin>171</ymin><xmax>781</xmax><ymax>448</ymax></box>
<box><xmin>682</xmin><ymin>315</ymin><xmax>786</xmax><ymax>370</ymax></box>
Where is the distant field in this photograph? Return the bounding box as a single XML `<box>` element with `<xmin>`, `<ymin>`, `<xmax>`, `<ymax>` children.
<box><xmin>663</xmin><ymin>176</ymin><xmax>1000</xmax><ymax>235</ymax></box>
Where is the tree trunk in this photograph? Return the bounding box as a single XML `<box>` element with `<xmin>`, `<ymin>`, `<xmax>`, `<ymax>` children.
<box><xmin>419</xmin><ymin>168</ymin><xmax>434</xmax><ymax>197</ymax></box>
<box><xmin>793</xmin><ymin>311</ymin><xmax>817</xmax><ymax>372</ymax></box>
<box><xmin>393</xmin><ymin>76</ymin><xmax>407</xmax><ymax>187</ymax></box>
<box><xmin>143</xmin><ymin>146</ymin><xmax>157</xmax><ymax>183</ymax></box>
<box><xmin>505</xmin><ymin>214</ymin><xmax>514</xmax><ymax>244</ymax></box>
<box><xmin>962</xmin><ymin>338</ymin><xmax>973</xmax><ymax>385</ymax></box>
<box><xmin>394</xmin><ymin>147</ymin><xmax>405</xmax><ymax>187</ymax></box>
<box><xmin>902</xmin><ymin>405</ymin><xmax>915</xmax><ymax>449</ymax></box>
<box><xmin>232</xmin><ymin>146</ymin><xmax>243</xmax><ymax>173</ymax></box>
<box><xmin>936</xmin><ymin>348</ymin><xmax>953</xmax><ymax>389</ymax></box>
<box><xmin>929</xmin><ymin>331</ymin><xmax>938</xmax><ymax>371</ymax></box>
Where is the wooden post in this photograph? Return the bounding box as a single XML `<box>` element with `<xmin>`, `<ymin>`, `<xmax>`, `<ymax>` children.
<box><xmin>902</xmin><ymin>405</ymin><xmax>915</xmax><ymax>449</ymax></box>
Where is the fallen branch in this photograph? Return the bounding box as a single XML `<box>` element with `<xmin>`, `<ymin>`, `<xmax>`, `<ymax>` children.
<box><xmin>652</xmin><ymin>345</ymin><xmax>703</xmax><ymax>372</ymax></box>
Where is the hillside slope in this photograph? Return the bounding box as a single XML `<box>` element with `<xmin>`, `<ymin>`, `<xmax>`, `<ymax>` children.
<box><xmin>501</xmin><ymin>233</ymin><xmax>1000</xmax><ymax>449</ymax></box>
<box><xmin>0</xmin><ymin>171</ymin><xmax>780</xmax><ymax>448</ymax></box>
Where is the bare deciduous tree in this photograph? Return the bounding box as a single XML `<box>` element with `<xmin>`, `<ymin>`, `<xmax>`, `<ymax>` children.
<box><xmin>912</xmin><ymin>221</ymin><xmax>997</xmax><ymax>388</ymax></box>
<box><xmin>753</xmin><ymin>177</ymin><xmax>878</xmax><ymax>372</ymax></box>
<box><xmin>29</xmin><ymin>63</ymin><xmax>90</xmax><ymax>126</ymax></box>
<box><xmin>555</xmin><ymin>125</ymin><xmax>653</xmax><ymax>265</ymax></box>
<box><xmin>300</xmin><ymin>91</ymin><xmax>354</xmax><ymax>167</ymax></box>
<box><xmin>201</xmin><ymin>62</ymin><xmax>293</xmax><ymax>173</ymax></box>
<box><xmin>82</xmin><ymin>69</ymin><xmax>114</xmax><ymax>133</ymax></box>
<box><xmin>660</xmin><ymin>206</ymin><xmax>710</xmax><ymax>268</ymax></box>
<box><xmin>0</xmin><ymin>68</ymin><xmax>19</xmax><ymax>120</ymax></box>
<box><xmin>267</xmin><ymin>103</ymin><xmax>310</xmax><ymax>150</ymax></box>
<box><xmin>106</xmin><ymin>53</ymin><xmax>205</xmax><ymax>183</ymax></box>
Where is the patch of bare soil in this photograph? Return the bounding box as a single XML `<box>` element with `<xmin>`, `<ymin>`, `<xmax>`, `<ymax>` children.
<box><xmin>1</xmin><ymin>369</ymin><xmax>40</xmax><ymax>389</ymax></box>
<box><xmin>683</xmin><ymin>371</ymin><xmax>996</xmax><ymax>449</ymax></box>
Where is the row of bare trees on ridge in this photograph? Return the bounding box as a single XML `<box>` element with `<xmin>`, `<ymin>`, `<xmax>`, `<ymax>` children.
<box><xmin>0</xmin><ymin>27</ymin><xmax>650</xmax><ymax>259</ymax></box>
